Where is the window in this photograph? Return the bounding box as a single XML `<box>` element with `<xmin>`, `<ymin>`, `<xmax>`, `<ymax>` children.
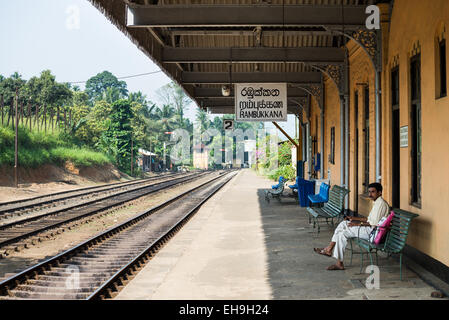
<box><xmin>363</xmin><ymin>86</ymin><xmax>370</xmax><ymax>192</ymax></box>
<box><xmin>439</xmin><ymin>39</ymin><xmax>447</xmax><ymax>97</ymax></box>
<box><xmin>329</xmin><ymin>127</ymin><xmax>335</xmax><ymax>165</ymax></box>
<box><xmin>410</xmin><ymin>55</ymin><xmax>422</xmax><ymax>205</ymax></box>
<box><xmin>392</xmin><ymin>67</ymin><xmax>400</xmax><ymax>109</ymax></box>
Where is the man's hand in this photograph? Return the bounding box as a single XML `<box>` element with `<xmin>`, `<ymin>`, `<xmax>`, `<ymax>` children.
<box><xmin>349</xmin><ymin>221</ymin><xmax>371</xmax><ymax>227</ymax></box>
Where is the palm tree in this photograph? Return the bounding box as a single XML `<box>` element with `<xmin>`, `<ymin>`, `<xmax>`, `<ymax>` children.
<box><xmin>195</xmin><ymin>108</ymin><xmax>211</xmax><ymax>131</ymax></box>
<box><xmin>156</xmin><ymin>82</ymin><xmax>191</xmax><ymax>129</ymax></box>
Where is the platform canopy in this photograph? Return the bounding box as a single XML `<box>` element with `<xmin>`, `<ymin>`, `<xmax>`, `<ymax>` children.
<box><xmin>89</xmin><ymin>0</ymin><xmax>382</xmax><ymax>115</ymax></box>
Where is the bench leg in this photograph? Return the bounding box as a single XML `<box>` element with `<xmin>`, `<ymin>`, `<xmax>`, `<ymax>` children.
<box><xmin>399</xmin><ymin>253</ymin><xmax>403</xmax><ymax>281</ymax></box>
<box><xmin>348</xmin><ymin>239</ymin><xmax>353</xmax><ymax>267</ymax></box>
<box><xmin>368</xmin><ymin>251</ymin><xmax>374</xmax><ymax>269</ymax></box>
<box><xmin>359</xmin><ymin>252</ymin><xmax>364</xmax><ymax>274</ymax></box>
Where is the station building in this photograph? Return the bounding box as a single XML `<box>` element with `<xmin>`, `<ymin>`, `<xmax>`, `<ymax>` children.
<box><xmin>90</xmin><ymin>0</ymin><xmax>449</xmax><ymax>282</ymax></box>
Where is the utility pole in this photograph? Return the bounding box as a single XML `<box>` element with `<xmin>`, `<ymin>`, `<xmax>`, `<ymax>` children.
<box><xmin>130</xmin><ymin>135</ymin><xmax>134</xmax><ymax>177</ymax></box>
<box><xmin>163</xmin><ymin>141</ymin><xmax>166</xmax><ymax>171</ymax></box>
<box><xmin>14</xmin><ymin>90</ymin><xmax>19</xmax><ymax>188</ymax></box>
<box><xmin>149</xmin><ymin>140</ymin><xmax>152</xmax><ymax>173</ymax></box>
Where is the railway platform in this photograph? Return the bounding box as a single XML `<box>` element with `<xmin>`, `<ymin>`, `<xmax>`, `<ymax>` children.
<box><xmin>116</xmin><ymin>169</ymin><xmax>445</xmax><ymax>300</ymax></box>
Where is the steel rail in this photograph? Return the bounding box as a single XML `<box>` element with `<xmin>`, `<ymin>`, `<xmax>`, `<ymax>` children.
<box><xmin>0</xmin><ymin>170</ymin><xmax>237</xmax><ymax>299</ymax></box>
<box><xmin>0</xmin><ymin>172</ymin><xmax>185</xmax><ymax>216</ymax></box>
<box><xmin>0</xmin><ymin>171</ymin><xmax>212</xmax><ymax>249</ymax></box>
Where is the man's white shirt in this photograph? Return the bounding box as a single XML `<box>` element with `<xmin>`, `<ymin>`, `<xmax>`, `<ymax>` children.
<box><xmin>367</xmin><ymin>196</ymin><xmax>390</xmax><ymax>227</ymax></box>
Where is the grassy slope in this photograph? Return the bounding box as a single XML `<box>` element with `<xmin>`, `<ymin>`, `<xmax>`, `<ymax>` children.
<box><xmin>0</xmin><ymin>125</ymin><xmax>110</xmax><ymax>168</ymax></box>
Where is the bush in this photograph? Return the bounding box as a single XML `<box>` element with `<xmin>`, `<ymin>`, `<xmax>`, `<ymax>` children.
<box><xmin>0</xmin><ymin>124</ymin><xmax>110</xmax><ymax>168</ymax></box>
<box><xmin>50</xmin><ymin>147</ymin><xmax>110</xmax><ymax>167</ymax></box>
<box><xmin>268</xmin><ymin>165</ymin><xmax>296</xmax><ymax>182</ymax></box>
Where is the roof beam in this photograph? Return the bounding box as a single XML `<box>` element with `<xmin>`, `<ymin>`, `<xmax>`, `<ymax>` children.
<box><xmin>182</xmin><ymin>72</ymin><xmax>322</xmax><ymax>84</ymax></box>
<box><xmin>168</xmin><ymin>29</ymin><xmax>333</xmax><ymax>37</ymax></box>
<box><xmin>194</xmin><ymin>87</ymin><xmax>308</xmax><ymax>98</ymax></box>
<box><xmin>127</xmin><ymin>5</ymin><xmax>367</xmax><ymax>28</ymax></box>
<box><xmin>162</xmin><ymin>47</ymin><xmax>345</xmax><ymax>64</ymax></box>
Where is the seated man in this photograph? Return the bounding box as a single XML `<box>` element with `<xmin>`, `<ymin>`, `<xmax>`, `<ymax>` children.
<box><xmin>313</xmin><ymin>183</ymin><xmax>389</xmax><ymax>270</ymax></box>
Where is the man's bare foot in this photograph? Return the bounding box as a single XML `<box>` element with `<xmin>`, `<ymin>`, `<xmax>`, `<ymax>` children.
<box><xmin>326</xmin><ymin>264</ymin><xmax>345</xmax><ymax>271</ymax></box>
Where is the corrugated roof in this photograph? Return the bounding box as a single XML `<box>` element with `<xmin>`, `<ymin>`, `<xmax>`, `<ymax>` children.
<box><xmin>90</xmin><ymin>0</ymin><xmax>381</xmax><ymax>114</ymax></box>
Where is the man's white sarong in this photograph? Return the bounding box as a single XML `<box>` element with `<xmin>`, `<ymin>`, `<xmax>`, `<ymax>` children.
<box><xmin>331</xmin><ymin>221</ymin><xmax>372</xmax><ymax>260</ymax></box>
<box><xmin>331</xmin><ymin>196</ymin><xmax>389</xmax><ymax>261</ymax></box>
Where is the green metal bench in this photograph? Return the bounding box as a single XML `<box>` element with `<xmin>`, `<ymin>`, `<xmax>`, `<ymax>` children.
<box><xmin>306</xmin><ymin>185</ymin><xmax>350</xmax><ymax>234</ymax></box>
<box><xmin>352</xmin><ymin>208</ymin><xmax>419</xmax><ymax>280</ymax></box>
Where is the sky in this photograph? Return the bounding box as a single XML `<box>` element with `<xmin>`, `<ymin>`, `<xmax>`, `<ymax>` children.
<box><xmin>0</xmin><ymin>0</ymin><xmax>297</xmax><ymax>139</ymax></box>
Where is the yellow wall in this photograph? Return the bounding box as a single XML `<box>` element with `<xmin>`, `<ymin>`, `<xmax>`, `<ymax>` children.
<box><xmin>382</xmin><ymin>0</ymin><xmax>449</xmax><ymax>266</ymax></box>
<box><xmin>316</xmin><ymin>0</ymin><xmax>449</xmax><ymax>267</ymax></box>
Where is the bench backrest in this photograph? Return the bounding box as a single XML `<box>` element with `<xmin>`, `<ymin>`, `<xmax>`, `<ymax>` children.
<box><xmin>318</xmin><ymin>183</ymin><xmax>330</xmax><ymax>201</ymax></box>
<box><xmin>323</xmin><ymin>185</ymin><xmax>350</xmax><ymax>215</ymax></box>
<box><xmin>384</xmin><ymin>209</ymin><xmax>419</xmax><ymax>253</ymax></box>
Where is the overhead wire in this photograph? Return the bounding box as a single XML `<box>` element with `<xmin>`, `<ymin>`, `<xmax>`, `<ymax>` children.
<box><xmin>67</xmin><ymin>70</ymin><xmax>163</xmax><ymax>85</ymax></box>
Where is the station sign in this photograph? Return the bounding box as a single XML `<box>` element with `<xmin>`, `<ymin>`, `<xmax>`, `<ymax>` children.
<box><xmin>223</xmin><ymin>119</ymin><xmax>234</xmax><ymax>130</ymax></box>
<box><xmin>400</xmin><ymin>126</ymin><xmax>408</xmax><ymax>148</ymax></box>
<box><xmin>235</xmin><ymin>83</ymin><xmax>287</xmax><ymax>122</ymax></box>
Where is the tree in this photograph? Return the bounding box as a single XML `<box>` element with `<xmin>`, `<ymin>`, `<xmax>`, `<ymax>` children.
<box><xmin>156</xmin><ymin>82</ymin><xmax>191</xmax><ymax>128</ymax></box>
<box><xmin>195</xmin><ymin>108</ymin><xmax>211</xmax><ymax>131</ymax></box>
<box><xmin>105</xmin><ymin>99</ymin><xmax>135</xmax><ymax>174</ymax></box>
<box><xmin>129</xmin><ymin>91</ymin><xmax>147</xmax><ymax>106</ymax></box>
<box><xmin>85</xmin><ymin>71</ymin><xmax>128</xmax><ymax>103</ymax></box>
<box><xmin>72</xmin><ymin>90</ymin><xmax>89</xmax><ymax>106</ymax></box>
<box><xmin>0</xmin><ymin>72</ymin><xmax>27</xmax><ymax>106</ymax></box>
<box><xmin>24</xmin><ymin>70</ymin><xmax>72</xmax><ymax>115</ymax></box>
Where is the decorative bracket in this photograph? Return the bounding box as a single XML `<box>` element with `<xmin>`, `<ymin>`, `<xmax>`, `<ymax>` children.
<box><xmin>310</xmin><ymin>63</ymin><xmax>346</xmax><ymax>97</ymax></box>
<box><xmin>294</xmin><ymin>81</ymin><xmax>323</xmax><ymax>112</ymax></box>
<box><xmin>328</xmin><ymin>27</ymin><xmax>382</xmax><ymax>72</ymax></box>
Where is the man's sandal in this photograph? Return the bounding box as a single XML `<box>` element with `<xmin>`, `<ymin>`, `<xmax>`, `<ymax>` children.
<box><xmin>313</xmin><ymin>248</ymin><xmax>332</xmax><ymax>257</ymax></box>
<box><xmin>326</xmin><ymin>265</ymin><xmax>345</xmax><ymax>271</ymax></box>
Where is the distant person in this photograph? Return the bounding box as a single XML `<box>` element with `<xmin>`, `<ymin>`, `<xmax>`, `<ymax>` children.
<box><xmin>313</xmin><ymin>183</ymin><xmax>389</xmax><ymax>271</ymax></box>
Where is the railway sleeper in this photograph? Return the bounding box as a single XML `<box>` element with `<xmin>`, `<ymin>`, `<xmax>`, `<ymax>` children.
<box><xmin>7</xmin><ymin>289</ymin><xmax>89</xmax><ymax>300</ymax></box>
<box><xmin>41</xmin><ymin>270</ymin><xmax>113</xmax><ymax>278</ymax></box>
<box><xmin>13</xmin><ymin>284</ymin><xmax>97</xmax><ymax>293</ymax></box>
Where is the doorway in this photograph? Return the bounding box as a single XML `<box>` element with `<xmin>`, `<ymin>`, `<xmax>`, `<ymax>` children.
<box><xmin>354</xmin><ymin>90</ymin><xmax>359</xmax><ymax>213</ymax></box>
<box><xmin>391</xmin><ymin>67</ymin><xmax>400</xmax><ymax>208</ymax></box>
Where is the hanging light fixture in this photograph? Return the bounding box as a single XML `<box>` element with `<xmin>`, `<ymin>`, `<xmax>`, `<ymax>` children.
<box><xmin>221</xmin><ymin>85</ymin><xmax>231</xmax><ymax>97</ymax></box>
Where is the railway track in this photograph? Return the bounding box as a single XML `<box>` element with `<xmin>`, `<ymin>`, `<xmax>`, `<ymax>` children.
<box><xmin>0</xmin><ymin>171</ymin><xmax>214</xmax><ymax>253</ymax></box>
<box><xmin>0</xmin><ymin>170</ymin><xmax>237</xmax><ymax>300</ymax></box>
<box><xmin>0</xmin><ymin>172</ymin><xmax>185</xmax><ymax>223</ymax></box>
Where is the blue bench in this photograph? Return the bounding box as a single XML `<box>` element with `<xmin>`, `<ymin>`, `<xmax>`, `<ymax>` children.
<box><xmin>265</xmin><ymin>177</ymin><xmax>288</xmax><ymax>202</ymax></box>
<box><xmin>288</xmin><ymin>177</ymin><xmax>305</xmax><ymax>193</ymax></box>
<box><xmin>308</xmin><ymin>183</ymin><xmax>330</xmax><ymax>206</ymax></box>
<box><xmin>272</xmin><ymin>176</ymin><xmax>286</xmax><ymax>189</ymax></box>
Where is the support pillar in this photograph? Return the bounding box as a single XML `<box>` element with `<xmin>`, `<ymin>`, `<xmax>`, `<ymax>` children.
<box><xmin>297</xmin><ymin>114</ymin><xmax>303</xmax><ymax>178</ymax></box>
<box><xmin>320</xmin><ymin>109</ymin><xmax>324</xmax><ymax>179</ymax></box>
<box><xmin>375</xmin><ymin>71</ymin><xmax>381</xmax><ymax>182</ymax></box>
<box><xmin>340</xmin><ymin>96</ymin><xmax>345</xmax><ymax>188</ymax></box>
